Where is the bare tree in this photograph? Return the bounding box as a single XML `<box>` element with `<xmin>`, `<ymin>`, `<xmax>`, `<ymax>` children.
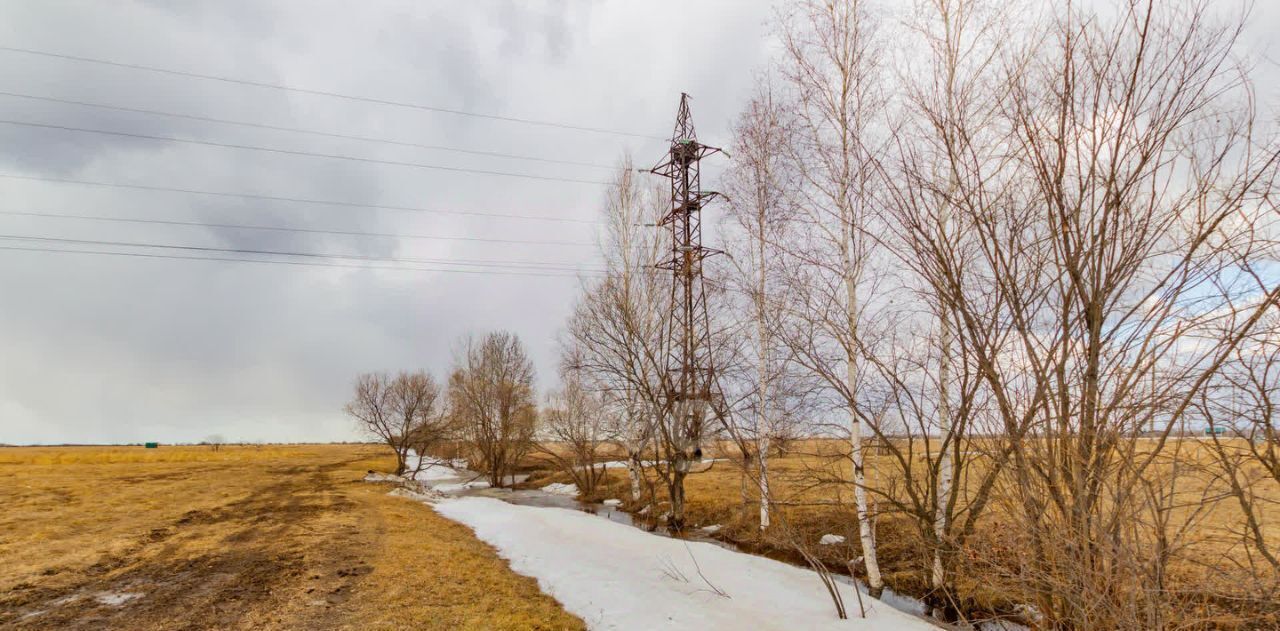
<box><xmin>722</xmin><ymin>78</ymin><xmax>800</xmax><ymax>530</ymax></box>
<box><xmin>394</xmin><ymin>372</ymin><xmax>452</xmax><ymax>474</ymax></box>
<box><xmin>539</xmin><ymin>368</ymin><xmax>615</xmax><ymax>497</ymax></box>
<box><xmin>861</xmin><ymin>0</ymin><xmax>1022</xmax><ymax>617</ymax></box>
<box><xmin>564</xmin><ymin>159</ymin><xmax>668</xmax><ymax>503</ymax></box>
<box><xmin>771</xmin><ymin>0</ymin><xmax>890</xmax><ymax>595</ymax></box>
<box><xmin>565</xmin><ymin>275</ymin><xmax>665</xmax><ymax>503</ymax></box>
<box><xmin>345</xmin><ymin>371</ymin><xmax>446</xmax><ymax>476</ymax></box>
<box><xmin>450</xmin><ymin>331</ymin><xmax>539</xmax><ymax>487</ymax></box>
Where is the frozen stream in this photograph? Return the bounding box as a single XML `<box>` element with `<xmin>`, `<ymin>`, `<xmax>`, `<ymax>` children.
<box><xmin>399</xmin><ymin>456</ymin><xmax>1025</xmax><ymax>630</ymax></box>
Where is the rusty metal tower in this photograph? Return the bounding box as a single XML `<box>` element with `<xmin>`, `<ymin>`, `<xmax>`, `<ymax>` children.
<box><xmin>646</xmin><ymin>93</ymin><xmax>725</xmax><ymax>471</ymax></box>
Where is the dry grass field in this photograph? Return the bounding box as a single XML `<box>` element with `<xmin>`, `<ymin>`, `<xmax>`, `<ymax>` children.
<box><xmin>0</xmin><ymin>444</ymin><xmax>583</xmax><ymax>630</ymax></box>
<box><xmin>10</xmin><ymin>440</ymin><xmax>1272</xmax><ymax>628</ymax></box>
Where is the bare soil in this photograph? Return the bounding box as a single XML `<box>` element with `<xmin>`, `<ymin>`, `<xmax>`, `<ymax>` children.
<box><xmin>0</xmin><ymin>444</ymin><xmax>582</xmax><ymax>630</ymax></box>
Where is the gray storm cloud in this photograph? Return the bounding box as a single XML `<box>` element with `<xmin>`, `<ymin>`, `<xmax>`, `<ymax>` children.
<box><xmin>0</xmin><ymin>0</ymin><xmax>773</xmax><ymax>444</ymax></box>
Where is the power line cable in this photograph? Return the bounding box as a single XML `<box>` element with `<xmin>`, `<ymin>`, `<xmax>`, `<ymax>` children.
<box><xmin>0</xmin><ymin>90</ymin><xmax>619</xmax><ymax>170</ymax></box>
<box><xmin>0</xmin><ymin>45</ymin><xmax>666</xmax><ymax>140</ymax></box>
<box><xmin>0</xmin><ymin>209</ymin><xmax>597</xmax><ymax>247</ymax></box>
<box><xmin>0</xmin><ymin>173</ymin><xmax>603</xmax><ymax>225</ymax></box>
<box><xmin>0</xmin><ymin>244</ymin><xmax>595</xmax><ymax>277</ymax></box>
<box><xmin>0</xmin><ymin>119</ymin><xmax>611</xmax><ymax>185</ymax></box>
<box><xmin>0</xmin><ymin>233</ymin><xmax>605</xmax><ymax>274</ymax></box>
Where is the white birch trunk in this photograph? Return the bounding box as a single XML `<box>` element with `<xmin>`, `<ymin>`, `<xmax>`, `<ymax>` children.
<box><xmin>627</xmin><ymin>457</ymin><xmax>642</xmax><ymax>502</ymax></box>
<box><xmin>759</xmin><ymin>434</ymin><xmax>771</xmax><ymax>529</ymax></box>
<box><xmin>756</xmin><ymin>210</ymin><xmax>772</xmax><ymax>530</ymax></box>
<box><xmin>845</xmin><ymin>247</ymin><xmax>882</xmax><ymax>595</ymax></box>
<box><xmin>933</xmin><ymin>188</ymin><xmax>956</xmax><ymax>594</ymax></box>
<box><xmin>933</xmin><ymin>311</ymin><xmax>953</xmax><ymax>590</ymax></box>
<box><xmin>626</xmin><ymin>432</ymin><xmax>644</xmax><ymax>502</ymax></box>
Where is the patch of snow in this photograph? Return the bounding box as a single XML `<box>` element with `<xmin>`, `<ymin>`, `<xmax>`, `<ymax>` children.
<box><xmin>700</xmin><ymin>524</ymin><xmax>722</xmax><ymax>534</ymax></box>
<box><xmin>540</xmin><ymin>482</ymin><xmax>579</xmax><ymax>496</ymax></box>
<box><xmin>409</xmin><ymin>455</ymin><xmax>471</xmax><ymax>478</ymax></box>
<box><xmin>400</xmin><ymin>452</ymin><xmax>475</xmax><ymax>482</ymax></box>
<box><xmin>602</xmin><ymin>499</ymin><xmax>623</xmax><ymax>507</ymax></box>
<box><xmin>433</xmin><ymin>479</ymin><xmax>491</xmax><ymax>494</ymax></box>
<box><xmin>410</xmin><ymin>466</ymin><xmax>460</xmax><ymax>481</ymax></box>
<box><xmin>398</xmin><ymin>452</ymin><xmax>494</xmax><ymax>494</ymax></box>
<box><xmin>362</xmin><ymin>472</ymin><xmax>405</xmax><ymax>483</ymax></box>
<box><xmin>94</xmin><ymin>592</ymin><xmax>142</xmax><ymax>607</ymax></box>
<box><xmin>389</xmin><ymin>487</ymin><xmax>443</xmax><ymax>502</ymax></box>
<box><xmin>404</xmin><ymin>454</ymin><xmax>465</xmax><ymax>481</ymax></box>
<box><xmin>819</xmin><ymin>534</ymin><xmax>845</xmax><ymax>546</ymax></box>
<box><xmin>435</xmin><ymin>497</ymin><xmax>933</xmax><ymax>630</ymax></box>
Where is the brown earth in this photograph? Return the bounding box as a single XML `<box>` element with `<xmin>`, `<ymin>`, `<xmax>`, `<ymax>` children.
<box><xmin>0</xmin><ymin>444</ymin><xmax>582</xmax><ymax>630</ymax></box>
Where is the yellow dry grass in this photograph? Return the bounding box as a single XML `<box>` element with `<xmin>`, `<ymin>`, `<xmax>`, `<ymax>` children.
<box><xmin>0</xmin><ymin>443</ymin><xmax>582</xmax><ymax>630</ymax></box>
<box><xmin>0</xmin><ymin>444</ymin><xmax>312</xmax><ymax>465</ymax></box>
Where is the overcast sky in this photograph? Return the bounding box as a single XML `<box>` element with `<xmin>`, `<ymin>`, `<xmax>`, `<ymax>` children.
<box><xmin>0</xmin><ymin>0</ymin><xmax>774</xmax><ymax>444</ymax></box>
<box><xmin>1</xmin><ymin>1</ymin><xmax>1276</xmax><ymax>445</ymax></box>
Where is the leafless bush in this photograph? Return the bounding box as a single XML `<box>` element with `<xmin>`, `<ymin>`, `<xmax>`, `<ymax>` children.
<box><xmin>449</xmin><ymin>331</ymin><xmax>538</xmax><ymax>487</ymax></box>
<box><xmin>539</xmin><ymin>369</ymin><xmax>615</xmax><ymax>496</ymax></box>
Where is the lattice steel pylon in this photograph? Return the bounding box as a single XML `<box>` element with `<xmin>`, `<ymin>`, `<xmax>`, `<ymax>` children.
<box><xmin>646</xmin><ymin>93</ymin><xmax>726</xmax><ymax>474</ymax></box>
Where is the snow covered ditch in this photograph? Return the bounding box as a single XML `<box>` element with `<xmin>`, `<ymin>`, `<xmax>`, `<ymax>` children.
<box><xmin>404</xmin><ymin>454</ymin><xmax>469</xmax><ymax>481</ymax></box>
<box><xmin>540</xmin><ymin>482</ymin><xmax>580</xmax><ymax>496</ymax></box>
<box><xmin>433</xmin><ymin>496</ymin><xmax>935</xmax><ymax>630</ymax></box>
<box><xmin>392</xmin><ymin>454</ymin><xmax>492</xmax><ymax>492</ymax></box>
<box><xmin>380</xmin><ymin>453</ymin><xmax>960</xmax><ymax>628</ymax></box>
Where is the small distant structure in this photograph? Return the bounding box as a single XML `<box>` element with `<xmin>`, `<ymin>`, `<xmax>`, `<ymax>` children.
<box><xmin>1204</xmin><ymin>426</ymin><xmax>1226</xmax><ymax>437</ymax></box>
<box><xmin>144</xmin><ymin>442</ymin><xmax>159</xmax><ymax>449</ymax></box>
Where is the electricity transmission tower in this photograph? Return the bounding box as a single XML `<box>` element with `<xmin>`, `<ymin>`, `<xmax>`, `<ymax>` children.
<box><xmin>646</xmin><ymin>93</ymin><xmax>726</xmax><ymax>475</ymax></box>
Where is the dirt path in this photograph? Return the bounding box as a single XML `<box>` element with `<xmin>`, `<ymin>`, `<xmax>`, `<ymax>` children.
<box><xmin>0</xmin><ymin>445</ymin><xmax>582</xmax><ymax>630</ymax></box>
